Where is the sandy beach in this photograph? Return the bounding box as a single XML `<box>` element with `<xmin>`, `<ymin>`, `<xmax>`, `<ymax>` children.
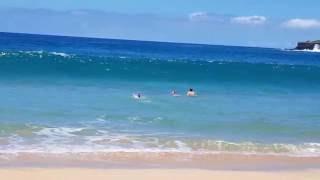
<box><xmin>0</xmin><ymin>168</ymin><xmax>319</xmax><ymax>180</ymax></box>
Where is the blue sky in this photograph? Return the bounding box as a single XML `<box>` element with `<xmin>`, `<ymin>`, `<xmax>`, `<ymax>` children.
<box><xmin>0</xmin><ymin>0</ymin><xmax>319</xmax><ymax>48</ymax></box>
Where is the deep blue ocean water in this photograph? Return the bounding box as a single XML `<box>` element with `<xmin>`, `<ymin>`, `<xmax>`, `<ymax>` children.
<box><xmin>0</xmin><ymin>32</ymin><xmax>319</xmax><ymax>156</ymax></box>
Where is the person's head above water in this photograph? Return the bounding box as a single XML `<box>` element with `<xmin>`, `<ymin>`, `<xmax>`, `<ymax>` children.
<box><xmin>187</xmin><ymin>88</ymin><xmax>196</xmax><ymax>96</ymax></box>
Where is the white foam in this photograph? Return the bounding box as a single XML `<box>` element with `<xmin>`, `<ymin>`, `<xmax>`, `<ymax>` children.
<box><xmin>174</xmin><ymin>140</ymin><xmax>192</xmax><ymax>151</ymax></box>
<box><xmin>1</xmin><ymin>130</ymin><xmax>320</xmax><ymax>157</ymax></box>
<box><xmin>14</xmin><ymin>50</ymin><xmax>73</xmax><ymax>57</ymax></box>
<box><xmin>50</xmin><ymin>52</ymin><xmax>71</xmax><ymax>57</ymax></box>
<box><xmin>290</xmin><ymin>45</ymin><xmax>320</xmax><ymax>53</ymax></box>
<box><xmin>313</xmin><ymin>44</ymin><xmax>320</xmax><ymax>51</ymax></box>
<box><xmin>35</xmin><ymin>127</ymin><xmax>84</xmax><ymax>137</ymax></box>
<box><xmin>296</xmin><ymin>49</ymin><xmax>320</xmax><ymax>53</ymax></box>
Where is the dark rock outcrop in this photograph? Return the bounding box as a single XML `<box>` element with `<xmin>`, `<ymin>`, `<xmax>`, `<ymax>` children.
<box><xmin>295</xmin><ymin>40</ymin><xmax>320</xmax><ymax>50</ymax></box>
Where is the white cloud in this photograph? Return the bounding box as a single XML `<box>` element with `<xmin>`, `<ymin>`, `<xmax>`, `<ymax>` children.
<box><xmin>282</xmin><ymin>18</ymin><xmax>320</xmax><ymax>29</ymax></box>
<box><xmin>188</xmin><ymin>12</ymin><xmax>209</xmax><ymax>22</ymax></box>
<box><xmin>231</xmin><ymin>16</ymin><xmax>267</xmax><ymax>25</ymax></box>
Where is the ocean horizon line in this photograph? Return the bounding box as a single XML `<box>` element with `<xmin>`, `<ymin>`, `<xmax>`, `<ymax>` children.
<box><xmin>0</xmin><ymin>31</ymin><xmax>276</xmax><ymax>50</ymax></box>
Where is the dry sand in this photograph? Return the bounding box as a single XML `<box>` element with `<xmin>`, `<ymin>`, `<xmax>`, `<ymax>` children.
<box><xmin>0</xmin><ymin>168</ymin><xmax>319</xmax><ymax>180</ymax></box>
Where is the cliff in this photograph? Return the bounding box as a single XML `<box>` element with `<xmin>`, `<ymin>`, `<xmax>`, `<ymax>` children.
<box><xmin>295</xmin><ymin>40</ymin><xmax>320</xmax><ymax>50</ymax></box>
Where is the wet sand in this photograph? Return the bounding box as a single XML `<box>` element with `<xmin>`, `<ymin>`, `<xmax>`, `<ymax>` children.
<box><xmin>0</xmin><ymin>168</ymin><xmax>320</xmax><ymax>180</ymax></box>
<box><xmin>1</xmin><ymin>152</ymin><xmax>320</xmax><ymax>170</ymax></box>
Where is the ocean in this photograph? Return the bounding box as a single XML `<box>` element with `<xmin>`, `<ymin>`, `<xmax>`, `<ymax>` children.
<box><xmin>0</xmin><ymin>32</ymin><xmax>319</xmax><ymax>163</ymax></box>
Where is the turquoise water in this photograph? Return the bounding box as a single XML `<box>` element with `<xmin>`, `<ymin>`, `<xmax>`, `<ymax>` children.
<box><xmin>0</xmin><ymin>32</ymin><xmax>320</xmax><ymax>156</ymax></box>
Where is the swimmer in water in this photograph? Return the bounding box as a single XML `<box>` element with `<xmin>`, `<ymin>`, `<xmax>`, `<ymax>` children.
<box><xmin>187</xmin><ymin>88</ymin><xmax>196</xmax><ymax>97</ymax></box>
<box><xmin>133</xmin><ymin>92</ymin><xmax>142</xmax><ymax>99</ymax></box>
<box><xmin>171</xmin><ymin>90</ymin><xmax>180</xmax><ymax>96</ymax></box>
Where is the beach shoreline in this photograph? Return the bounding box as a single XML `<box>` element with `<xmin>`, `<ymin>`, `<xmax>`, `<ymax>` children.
<box><xmin>0</xmin><ymin>168</ymin><xmax>320</xmax><ymax>180</ymax></box>
<box><xmin>1</xmin><ymin>152</ymin><xmax>320</xmax><ymax>171</ymax></box>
